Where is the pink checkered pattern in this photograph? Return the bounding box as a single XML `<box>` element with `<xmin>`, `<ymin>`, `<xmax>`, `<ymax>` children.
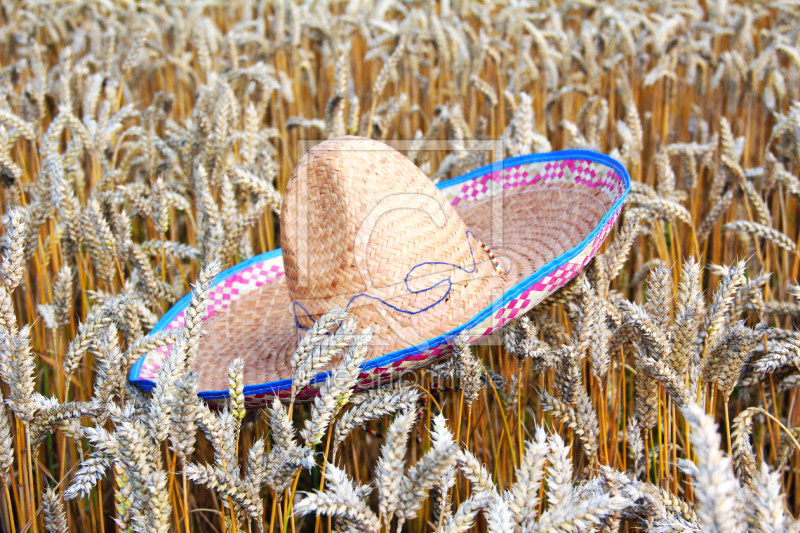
<box><xmin>448</xmin><ymin>160</ymin><xmax>625</xmax><ymax>207</ymax></box>
<box><xmin>137</xmin><ymin>157</ymin><xmax>626</xmax><ymax>408</ymax></box>
<box><xmin>484</xmin><ymin>208</ymin><xmax>619</xmax><ymax>332</ymax></box>
<box><xmin>137</xmin><ymin>257</ymin><xmax>285</xmax><ymax>381</ymax></box>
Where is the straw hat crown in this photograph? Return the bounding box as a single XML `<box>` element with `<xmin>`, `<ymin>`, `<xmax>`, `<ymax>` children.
<box><xmin>281</xmin><ymin>136</ymin><xmax>489</xmax><ymax>326</ymax></box>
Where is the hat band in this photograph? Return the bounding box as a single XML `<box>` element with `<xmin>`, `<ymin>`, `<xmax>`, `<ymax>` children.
<box><xmin>292</xmin><ymin>230</ymin><xmax>498</xmax><ymax>329</ymax></box>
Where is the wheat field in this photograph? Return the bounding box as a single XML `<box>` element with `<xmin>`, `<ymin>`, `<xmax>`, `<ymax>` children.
<box><xmin>1</xmin><ymin>0</ymin><xmax>800</xmax><ymax>532</ymax></box>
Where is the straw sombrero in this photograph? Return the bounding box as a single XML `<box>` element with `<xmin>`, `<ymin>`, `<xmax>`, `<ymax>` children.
<box><xmin>130</xmin><ymin>136</ymin><xmax>630</xmax><ymax>407</ymax></box>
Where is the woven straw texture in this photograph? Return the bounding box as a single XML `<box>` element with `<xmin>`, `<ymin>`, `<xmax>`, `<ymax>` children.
<box><xmin>131</xmin><ymin>137</ymin><xmax>628</xmax><ymax>405</ymax></box>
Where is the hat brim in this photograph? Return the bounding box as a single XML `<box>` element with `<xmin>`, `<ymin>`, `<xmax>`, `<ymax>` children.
<box><xmin>129</xmin><ymin>149</ymin><xmax>630</xmax><ymax>406</ymax></box>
